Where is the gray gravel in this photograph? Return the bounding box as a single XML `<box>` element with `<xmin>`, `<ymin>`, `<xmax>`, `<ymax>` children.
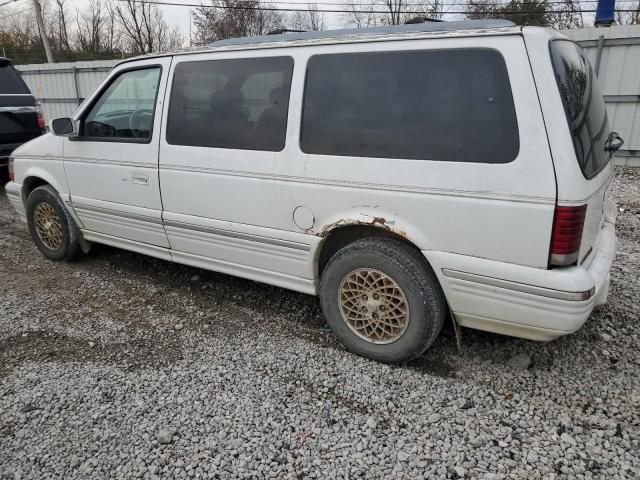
<box><xmin>1</xmin><ymin>167</ymin><xmax>639</xmax><ymax>479</ymax></box>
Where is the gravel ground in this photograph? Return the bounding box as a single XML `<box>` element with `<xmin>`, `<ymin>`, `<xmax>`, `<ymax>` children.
<box><xmin>0</xmin><ymin>168</ymin><xmax>638</xmax><ymax>480</ymax></box>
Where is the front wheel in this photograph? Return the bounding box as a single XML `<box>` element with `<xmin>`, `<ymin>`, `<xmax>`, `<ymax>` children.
<box><xmin>319</xmin><ymin>237</ymin><xmax>447</xmax><ymax>363</ymax></box>
<box><xmin>26</xmin><ymin>185</ymin><xmax>84</xmax><ymax>261</ymax></box>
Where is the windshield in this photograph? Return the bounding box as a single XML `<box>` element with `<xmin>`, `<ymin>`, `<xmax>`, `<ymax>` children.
<box><xmin>550</xmin><ymin>40</ymin><xmax>610</xmax><ymax>179</ymax></box>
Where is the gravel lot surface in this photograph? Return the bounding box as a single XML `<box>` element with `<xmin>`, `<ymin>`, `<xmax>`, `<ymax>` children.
<box><xmin>0</xmin><ymin>168</ymin><xmax>638</xmax><ymax>480</ymax></box>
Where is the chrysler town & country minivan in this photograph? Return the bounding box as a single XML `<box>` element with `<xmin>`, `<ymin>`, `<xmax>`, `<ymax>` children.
<box><xmin>5</xmin><ymin>20</ymin><xmax>620</xmax><ymax>362</ymax></box>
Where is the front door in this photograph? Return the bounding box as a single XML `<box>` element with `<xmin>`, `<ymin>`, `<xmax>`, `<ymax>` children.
<box><xmin>63</xmin><ymin>57</ymin><xmax>172</xmax><ymax>248</ymax></box>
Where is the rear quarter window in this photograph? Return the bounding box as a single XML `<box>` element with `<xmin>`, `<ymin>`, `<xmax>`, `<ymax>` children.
<box><xmin>0</xmin><ymin>65</ymin><xmax>29</xmax><ymax>94</ymax></box>
<box><xmin>300</xmin><ymin>48</ymin><xmax>519</xmax><ymax>163</ymax></box>
<box><xmin>550</xmin><ymin>40</ymin><xmax>610</xmax><ymax>179</ymax></box>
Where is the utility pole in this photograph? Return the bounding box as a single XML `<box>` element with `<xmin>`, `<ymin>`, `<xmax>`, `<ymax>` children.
<box><xmin>32</xmin><ymin>0</ymin><xmax>54</xmax><ymax>63</ymax></box>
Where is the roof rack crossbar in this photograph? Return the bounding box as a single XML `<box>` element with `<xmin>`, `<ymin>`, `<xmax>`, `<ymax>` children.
<box><xmin>404</xmin><ymin>16</ymin><xmax>444</xmax><ymax>24</ymax></box>
<box><xmin>267</xmin><ymin>28</ymin><xmax>307</xmax><ymax>35</ymax></box>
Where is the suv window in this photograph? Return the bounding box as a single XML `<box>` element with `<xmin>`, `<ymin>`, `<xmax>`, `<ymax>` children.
<box><xmin>82</xmin><ymin>67</ymin><xmax>161</xmax><ymax>140</ymax></box>
<box><xmin>0</xmin><ymin>63</ymin><xmax>29</xmax><ymax>94</ymax></box>
<box><xmin>300</xmin><ymin>49</ymin><xmax>519</xmax><ymax>163</ymax></box>
<box><xmin>550</xmin><ymin>40</ymin><xmax>610</xmax><ymax>179</ymax></box>
<box><xmin>166</xmin><ymin>57</ymin><xmax>294</xmax><ymax>152</ymax></box>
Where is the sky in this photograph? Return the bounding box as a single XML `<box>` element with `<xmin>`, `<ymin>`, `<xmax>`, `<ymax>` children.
<box><xmin>0</xmin><ymin>0</ymin><xmax>612</xmax><ymax>49</ymax></box>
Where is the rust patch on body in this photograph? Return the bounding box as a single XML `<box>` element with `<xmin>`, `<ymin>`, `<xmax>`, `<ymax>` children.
<box><xmin>318</xmin><ymin>216</ymin><xmax>395</xmax><ymax>237</ymax></box>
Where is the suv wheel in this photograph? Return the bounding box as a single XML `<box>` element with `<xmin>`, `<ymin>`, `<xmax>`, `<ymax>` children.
<box><xmin>319</xmin><ymin>237</ymin><xmax>447</xmax><ymax>363</ymax></box>
<box><xmin>27</xmin><ymin>185</ymin><xmax>84</xmax><ymax>261</ymax></box>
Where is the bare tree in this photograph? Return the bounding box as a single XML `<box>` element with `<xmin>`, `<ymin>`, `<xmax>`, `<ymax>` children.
<box><xmin>466</xmin><ymin>0</ymin><xmax>583</xmax><ymax>28</ymax></box>
<box><xmin>193</xmin><ymin>0</ymin><xmax>285</xmax><ymax>43</ymax></box>
<box><xmin>0</xmin><ymin>8</ymin><xmax>46</xmax><ymax>63</ymax></box>
<box><xmin>466</xmin><ymin>0</ymin><xmax>553</xmax><ymax>26</ymax></box>
<box><xmin>115</xmin><ymin>0</ymin><xmax>180</xmax><ymax>53</ymax></box>
<box><xmin>343</xmin><ymin>0</ymin><xmax>380</xmax><ymax>28</ymax></box>
<box><xmin>289</xmin><ymin>4</ymin><xmax>325</xmax><ymax>31</ymax></box>
<box><xmin>54</xmin><ymin>0</ymin><xmax>71</xmax><ymax>52</ymax></box>
<box><xmin>551</xmin><ymin>0</ymin><xmax>582</xmax><ymax>28</ymax></box>
<box><xmin>616</xmin><ymin>0</ymin><xmax>640</xmax><ymax>24</ymax></box>
<box><xmin>76</xmin><ymin>0</ymin><xmax>106</xmax><ymax>52</ymax></box>
<box><xmin>343</xmin><ymin>0</ymin><xmax>439</xmax><ymax>27</ymax></box>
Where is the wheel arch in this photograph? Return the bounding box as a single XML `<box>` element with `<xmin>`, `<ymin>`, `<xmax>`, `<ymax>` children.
<box><xmin>315</xmin><ymin>221</ymin><xmax>429</xmax><ymax>281</ymax></box>
<box><xmin>21</xmin><ymin>169</ymin><xmax>67</xmax><ymax>205</ymax></box>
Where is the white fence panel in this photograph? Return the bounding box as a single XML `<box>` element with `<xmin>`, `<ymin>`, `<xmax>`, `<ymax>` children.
<box><xmin>16</xmin><ymin>60</ymin><xmax>118</xmax><ymax>121</ymax></box>
<box><xmin>564</xmin><ymin>24</ymin><xmax>640</xmax><ymax>167</ymax></box>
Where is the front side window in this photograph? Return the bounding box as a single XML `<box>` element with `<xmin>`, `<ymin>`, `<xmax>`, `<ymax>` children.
<box><xmin>166</xmin><ymin>57</ymin><xmax>294</xmax><ymax>151</ymax></box>
<box><xmin>550</xmin><ymin>40</ymin><xmax>610</xmax><ymax>179</ymax></box>
<box><xmin>301</xmin><ymin>49</ymin><xmax>519</xmax><ymax>163</ymax></box>
<box><xmin>82</xmin><ymin>67</ymin><xmax>161</xmax><ymax>140</ymax></box>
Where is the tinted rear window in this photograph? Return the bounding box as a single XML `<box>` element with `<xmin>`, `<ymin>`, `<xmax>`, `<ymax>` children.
<box><xmin>300</xmin><ymin>49</ymin><xmax>519</xmax><ymax>163</ymax></box>
<box><xmin>0</xmin><ymin>65</ymin><xmax>29</xmax><ymax>94</ymax></box>
<box><xmin>166</xmin><ymin>57</ymin><xmax>294</xmax><ymax>151</ymax></box>
<box><xmin>550</xmin><ymin>40</ymin><xmax>610</xmax><ymax>179</ymax></box>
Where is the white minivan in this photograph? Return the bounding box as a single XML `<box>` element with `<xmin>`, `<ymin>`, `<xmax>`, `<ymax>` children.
<box><xmin>5</xmin><ymin>20</ymin><xmax>621</xmax><ymax>363</ymax></box>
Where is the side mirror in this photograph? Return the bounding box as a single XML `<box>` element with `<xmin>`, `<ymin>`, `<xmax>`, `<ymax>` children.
<box><xmin>51</xmin><ymin>117</ymin><xmax>78</xmax><ymax>137</ymax></box>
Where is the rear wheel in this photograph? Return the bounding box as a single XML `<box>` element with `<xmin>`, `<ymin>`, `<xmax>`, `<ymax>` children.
<box><xmin>319</xmin><ymin>237</ymin><xmax>447</xmax><ymax>363</ymax></box>
<box><xmin>27</xmin><ymin>185</ymin><xmax>84</xmax><ymax>261</ymax></box>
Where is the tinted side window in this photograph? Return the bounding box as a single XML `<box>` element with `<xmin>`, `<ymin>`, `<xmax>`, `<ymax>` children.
<box><xmin>301</xmin><ymin>49</ymin><xmax>519</xmax><ymax>163</ymax></box>
<box><xmin>83</xmin><ymin>67</ymin><xmax>161</xmax><ymax>140</ymax></box>
<box><xmin>167</xmin><ymin>57</ymin><xmax>294</xmax><ymax>151</ymax></box>
<box><xmin>0</xmin><ymin>65</ymin><xmax>29</xmax><ymax>94</ymax></box>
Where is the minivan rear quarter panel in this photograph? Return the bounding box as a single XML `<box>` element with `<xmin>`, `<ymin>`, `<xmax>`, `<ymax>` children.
<box><xmin>297</xmin><ymin>34</ymin><xmax>557</xmax><ymax>269</ymax></box>
<box><xmin>524</xmin><ymin>27</ymin><xmax>615</xmax><ymax>266</ymax></box>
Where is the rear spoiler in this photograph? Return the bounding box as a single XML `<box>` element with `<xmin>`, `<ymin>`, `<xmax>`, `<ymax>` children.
<box><xmin>0</xmin><ymin>57</ymin><xmax>12</xmax><ymax>67</ymax></box>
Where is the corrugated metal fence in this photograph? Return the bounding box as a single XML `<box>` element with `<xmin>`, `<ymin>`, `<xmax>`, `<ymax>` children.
<box><xmin>14</xmin><ymin>27</ymin><xmax>640</xmax><ymax>166</ymax></box>
<box><xmin>564</xmin><ymin>25</ymin><xmax>640</xmax><ymax>167</ymax></box>
<box><xmin>16</xmin><ymin>60</ymin><xmax>118</xmax><ymax>121</ymax></box>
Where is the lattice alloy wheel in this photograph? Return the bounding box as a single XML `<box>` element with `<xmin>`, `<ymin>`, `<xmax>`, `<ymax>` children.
<box><xmin>33</xmin><ymin>201</ymin><xmax>64</xmax><ymax>251</ymax></box>
<box><xmin>338</xmin><ymin>268</ymin><xmax>410</xmax><ymax>344</ymax></box>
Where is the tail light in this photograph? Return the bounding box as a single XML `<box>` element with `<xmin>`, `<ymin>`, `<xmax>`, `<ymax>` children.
<box><xmin>35</xmin><ymin>101</ymin><xmax>46</xmax><ymax>130</ymax></box>
<box><xmin>8</xmin><ymin>156</ymin><xmax>15</xmax><ymax>182</ymax></box>
<box><xmin>549</xmin><ymin>204</ymin><xmax>587</xmax><ymax>267</ymax></box>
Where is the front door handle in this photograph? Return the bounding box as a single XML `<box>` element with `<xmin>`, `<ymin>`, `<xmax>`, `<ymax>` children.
<box><xmin>131</xmin><ymin>174</ymin><xmax>149</xmax><ymax>186</ymax></box>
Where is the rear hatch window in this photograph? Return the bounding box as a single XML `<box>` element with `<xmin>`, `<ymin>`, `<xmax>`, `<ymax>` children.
<box><xmin>0</xmin><ymin>61</ymin><xmax>40</xmax><ymax>148</ymax></box>
<box><xmin>0</xmin><ymin>63</ymin><xmax>29</xmax><ymax>94</ymax></box>
<box><xmin>550</xmin><ymin>40</ymin><xmax>610</xmax><ymax>179</ymax></box>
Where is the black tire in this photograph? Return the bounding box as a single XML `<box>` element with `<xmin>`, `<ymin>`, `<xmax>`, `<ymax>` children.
<box><xmin>0</xmin><ymin>164</ymin><xmax>8</xmax><ymax>184</ymax></box>
<box><xmin>26</xmin><ymin>185</ymin><xmax>84</xmax><ymax>261</ymax></box>
<box><xmin>319</xmin><ymin>237</ymin><xmax>447</xmax><ymax>363</ymax></box>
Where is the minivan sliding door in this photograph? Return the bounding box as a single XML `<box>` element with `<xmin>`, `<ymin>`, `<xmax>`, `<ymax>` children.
<box><xmin>159</xmin><ymin>54</ymin><xmax>318</xmax><ymax>294</ymax></box>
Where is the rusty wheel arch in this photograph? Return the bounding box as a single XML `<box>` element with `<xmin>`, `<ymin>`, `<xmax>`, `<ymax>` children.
<box><xmin>316</xmin><ymin>223</ymin><xmax>422</xmax><ymax>280</ymax></box>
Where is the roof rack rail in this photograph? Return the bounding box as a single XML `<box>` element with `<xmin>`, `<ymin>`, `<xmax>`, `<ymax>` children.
<box><xmin>404</xmin><ymin>16</ymin><xmax>443</xmax><ymax>24</ymax></box>
<box><xmin>208</xmin><ymin>20</ymin><xmax>516</xmax><ymax>49</ymax></box>
<box><xmin>267</xmin><ymin>28</ymin><xmax>307</xmax><ymax>35</ymax></box>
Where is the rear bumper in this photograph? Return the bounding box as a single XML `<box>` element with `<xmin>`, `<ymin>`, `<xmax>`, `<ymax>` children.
<box><xmin>425</xmin><ymin>220</ymin><xmax>617</xmax><ymax>341</ymax></box>
<box><xmin>5</xmin><ymin>181</ymin><xmax>26</xmax><ymax>221</ymax></box>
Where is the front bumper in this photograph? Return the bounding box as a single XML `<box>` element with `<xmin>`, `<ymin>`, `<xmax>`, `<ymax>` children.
<box><xmin>5</xmin><ymin>181</ymin><xmax>26</xmax><ymax>221</ymax></box>
<box><xmin>425</xmin><ymin>220</ymin><xmax>617</xmax><ymax>341</ymax></box>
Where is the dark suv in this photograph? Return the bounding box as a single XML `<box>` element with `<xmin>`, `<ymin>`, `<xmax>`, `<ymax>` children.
<box><xmin>1</xmin><ymin>57</ymin><xmax>45</xmax><ymax>181</ymax></box>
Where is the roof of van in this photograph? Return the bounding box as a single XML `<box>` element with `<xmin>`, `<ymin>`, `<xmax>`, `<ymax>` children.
<box><xmin>116</xmin><ymin>19</ymin><xmax>518</xmax><ymax>66</ymax></box>
<box><xmin>207</xmin><ymin>19</ymin><xmax>516</xmax><ymax>48</ymax></box>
